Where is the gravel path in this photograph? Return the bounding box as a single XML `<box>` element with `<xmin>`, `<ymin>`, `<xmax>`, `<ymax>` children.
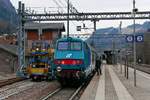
<box><xmin>0</xmin><ymin>80</ymin><xmax>35</xmax><ymax>99</ymax></box>
<box><xmin>5</xmin><ymin>80</ymin><xmax>61</xmax><ymax>100</ymax></box>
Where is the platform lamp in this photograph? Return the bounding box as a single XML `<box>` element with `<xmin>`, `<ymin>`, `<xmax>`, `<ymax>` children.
<box><xmin>67</xmin><ymin>0</ymin><xmax>70</xmax><ymax>38</ymax></box>
<box><xmin>132</xmin><ymin>0</ymin><xmax>138</xmax><ymax>87</ymax></box>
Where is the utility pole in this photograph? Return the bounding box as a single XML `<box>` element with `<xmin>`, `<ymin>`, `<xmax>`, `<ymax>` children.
<box><xmin>119</xmin><ymin>21</ymin><xmax>123</xmax><ymax>73</ymax></box>
<box><xmin>18</xmin><ymin>1</ymin><xmax>22</xmax><ymax>72</ymax></box>
<box><xmin>112</xmin><ymin>39</ymin><xmax>115</xmax><ymax>65</ymax></box>
<box><xmin>133</xmin><ymin>0</ymin><xmax>138</xmax><ymax>87</ymax></box>
<box><xmin>17</xmin><ymin>1</ymin><xmax>26</xmax><ymax>77</ymax></box>
<box><xmin>94</xmin><ymin>20</ymin><xmax>97</xmax><ymax>32</ymax></box>
<box><xmin>67</xmin><ymin>0</ymin><xmax>70</xmax><ymax>37</ymax></box>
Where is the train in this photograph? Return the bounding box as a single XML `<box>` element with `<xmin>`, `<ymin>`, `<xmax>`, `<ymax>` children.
<box><xmin>26</xmin><ymin>41</ymin><xmax>54</xmax><ymax>81</ymax></box>
<box><xmin>52</xmin><ymin>37</ymin><xmax>97</xmax><ymax>85</ymax></box>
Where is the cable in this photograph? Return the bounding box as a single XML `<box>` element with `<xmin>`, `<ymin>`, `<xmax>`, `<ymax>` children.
<box><xmin>52</xmin><ymin>0</ymin><xmax>65</xmax><ymax>13</ymax></box>
<box><xmin>57</xmin><ymin>0</ymin><xmax>65</xmax><ymax>7</ymax></box>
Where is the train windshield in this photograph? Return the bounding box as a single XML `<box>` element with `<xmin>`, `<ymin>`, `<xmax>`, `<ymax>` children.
<box><xmin>30</xmin><ymin>56</ymin><xmax>48</xmax><ymax>68</ymax></box>
<box><xmin>32</xmin><ymin>41</ymin><xmax>49</xmax><ymax>49</ymax></box>
<box><xmin>31</xmin><ymin>56</ymin><xmax>48</xmax><ymax>63</ymax></box>
<box><xmin>57</xmin><ymin>42</ymin><xmax>81</xmax><ymax>50</ymax></box>
<box><xmin>71</xmin><ymin>42</ymin><xmax>81</xmax><ymax>50</ymax></box>
<box><xmin>58</xmin><ymin>42</ymin><xmax>69</xmax><ymax>50</ymax></box>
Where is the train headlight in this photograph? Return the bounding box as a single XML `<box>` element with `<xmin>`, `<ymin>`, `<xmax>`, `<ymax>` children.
<box><xmin>57</xmin><ymin>66</ymin><xmax>62</xmax><ymax>72</ymax></box>
<box><xmin>32</xmin><ymin>65</ymin><xmax>36</xmax><ymax>68</ymax></box>
<box><xmin>36</xmin><ymin>48</ymin><xmax>39</xmax><ymax>51</ymax></box>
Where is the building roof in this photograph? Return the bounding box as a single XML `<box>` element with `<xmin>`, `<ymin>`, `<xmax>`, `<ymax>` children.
<box><xmin>25</xmin><ymin>23</ymin><xmax>65</xmax><ymax>32</ymax></box>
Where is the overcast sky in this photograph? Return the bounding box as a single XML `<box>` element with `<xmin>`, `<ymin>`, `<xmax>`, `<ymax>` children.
<box><xmin>10</xmin><ymin>0</ymin><xmax>150</xmax><ymax>34</ymax></box>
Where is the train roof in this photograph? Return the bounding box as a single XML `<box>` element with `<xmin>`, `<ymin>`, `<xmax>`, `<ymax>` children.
<box><xmin>57</xmin><ymin>37</ymin><xmax>98</xmax><ymax>54</ymax></box>
<box><xmin>57</xmin><ymin>37</ymin><xmax>83</xmax><ymax>42</ymax></box>
<box><xmin>57</xmin><ymin>37</ymin><xmax>96</xmax><ymax>51</ymax></box>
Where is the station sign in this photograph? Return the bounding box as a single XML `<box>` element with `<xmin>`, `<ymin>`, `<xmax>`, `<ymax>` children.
<box><xmin>126</xmin><ymin>35</ymin><xmax>134</xmax><ymax>43</ymax></box>
<box><xmin>136</xmin><ymin>35</ymin><xmax>144</xmax><ymax>42</ymax></box>
<box><xmin>126</xmin><ymin>35</ymin><xmax>144</xmax><ymax>43</ymax></box>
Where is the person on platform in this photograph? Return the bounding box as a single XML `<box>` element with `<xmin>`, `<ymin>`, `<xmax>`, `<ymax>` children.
<box><xmin>95</xmin><ymin>56</ymin><xmax>102</xmax><ymax>75</ymax></box>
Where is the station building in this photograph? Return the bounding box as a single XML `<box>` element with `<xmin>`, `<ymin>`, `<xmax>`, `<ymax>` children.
<box><xmin>25</xmin><ymin>23</ymin><xmax>65</xmax><ymax>49</ymax></box>
<box><xmin>0</xmin><ymin>23</ymin><xmax>65</xmax><ymax>74</ymax></box>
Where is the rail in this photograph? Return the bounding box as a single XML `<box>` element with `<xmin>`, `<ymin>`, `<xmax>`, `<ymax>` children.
<box><xmin>0</xmin><ymin>77</ymin><xmax>25</xmax><ymax>88</ymax></box>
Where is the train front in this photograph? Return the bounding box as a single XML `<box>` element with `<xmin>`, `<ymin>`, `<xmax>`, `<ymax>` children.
<box><xmin>27</xmin><ymin>41</ymin><xmax>51</xmax><ymax>80</ymax></box>
<box><xmin>53</xmin><ymin>38</ymin><xmax>86</xmax><ymax>84</ymax></box>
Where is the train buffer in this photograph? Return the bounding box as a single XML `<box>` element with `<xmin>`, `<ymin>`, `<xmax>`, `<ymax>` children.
<box><xmin>80</xmin><ymin>64</ymin><xmax>150</xmax><ymax>100</ymax></box>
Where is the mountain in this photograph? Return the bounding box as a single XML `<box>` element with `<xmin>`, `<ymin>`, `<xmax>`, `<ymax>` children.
<box><xmin>0</xmin><ymin>0</ymin><xmax>18</xmax><ymax>34</ymax></box>
<box><xmin>94</xmin><ymin>21</ymin><xmax>150</xmax><ymax>35</ymax></box>
<box><xmin>127</xmin><ymin>24</ymin><xmax>142</xmax><ymax>29</ymax></box>
<box><xmin>86</xmin><ymin>21</ymin><xmax>150</xmax><ymax>52</ymax></box>
<box><xmin>141</xmin><ymin>21</ymin><xmax>150</xmax><ymax>30</ymax></box>
<box><xmin>95</xmin><ymin>27</ymin><xmax>119</xmax><ymax>34</ymax></box>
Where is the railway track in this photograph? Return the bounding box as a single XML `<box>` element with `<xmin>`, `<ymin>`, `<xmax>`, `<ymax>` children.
<box><xmin>0</xmin><ymin>80</ymin><xmax>35</xmax><ymax>99</ymax></box>
<box><xmin>40</xmin><ymin>74</ymin><xmax>94</xmax><ymax>100</ymax></box>
<box><xmin>2</xmin><ymin>81</ymin><xmax>61</xmax><ymax>100</ymax></box>
<box><xmin>0</xmin><ymin>77</ymin><xmax>25</xmax><ymax>88</ymax></box>
<box><xmin>41</xmin><ymin>83</ymin><xmax>85</xmax><ymax>100</ymax></box>
<box><xmin>128</xmin><ymin>64</ymin><xmax>150</xmax><ymax>74</ymax></box>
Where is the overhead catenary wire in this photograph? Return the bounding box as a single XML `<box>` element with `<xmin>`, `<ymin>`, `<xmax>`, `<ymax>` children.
<box><xmin>51</xmin><ymin>0</ymin><xmax>92</xmax><ymax>35</ymax></box>
<box><xmin>51</xmin><ymin>0</ymin><xmax>82</xmax><ymax>34</ymax></box>
<box><xmin>57</xmin><ymin>0</ymin><xmax>66</xmax><ymax>7</ymax></box>
<box><xmin>52</xmin><ymin>0</ymin><xmax>65</xmax><ymax>13</ymax></box>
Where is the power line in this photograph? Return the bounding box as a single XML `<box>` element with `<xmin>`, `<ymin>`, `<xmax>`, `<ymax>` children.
<box><xmin>52</xmin><ymin>0</ymin><xmax>65</xmax><ymax>13</ymax></box>
<box><xmin>57</xmin><ymin>0</ymin><xmax>65</xmax><ymax>7</ymax></box>
<box><xmin>52</xmin><ymin>0</ymin><xmax>80</xmax><ymax>33</ymax></box>
<box><xmin>64</xmin><ymin>0</ymin><xmax>79</xmax><ymax>13</ymax></box>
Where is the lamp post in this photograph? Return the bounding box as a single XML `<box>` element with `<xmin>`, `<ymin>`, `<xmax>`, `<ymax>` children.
<box><xmin>133</xmin><ymin>0</ymin><xmax>138</xmax><ymax>87</ymax></box>
<box><xmin>67</xmin><ymin>0</ymin><xmax>70</xmax><ymax>37</ymax></box>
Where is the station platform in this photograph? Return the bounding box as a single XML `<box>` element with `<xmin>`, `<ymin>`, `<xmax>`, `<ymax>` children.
<box><xmin>80</xmin><ymin>64</ymin><xmax>150</xmax><ymax>100</ymax></box>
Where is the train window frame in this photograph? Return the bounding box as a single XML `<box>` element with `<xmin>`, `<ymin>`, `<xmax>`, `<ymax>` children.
<box><xmin>70</xmin><ymin>42</ymin><xmax>82</xmax><ymax>51</ymax></box>
<box><xmin>57</xmin><ymin>41</ymin><xmax>82</xmax><ymax>51</ymax></box>
<box><xmin>57</xmin><ymin>41</ymin><xmax>69</xmax><ymax>50</ymax></box>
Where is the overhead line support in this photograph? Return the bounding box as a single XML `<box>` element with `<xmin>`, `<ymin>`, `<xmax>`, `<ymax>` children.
<box><xmin>24</xmin><ymin>11</ymin><xmax>150</xmax><ymax>21</ymax></box>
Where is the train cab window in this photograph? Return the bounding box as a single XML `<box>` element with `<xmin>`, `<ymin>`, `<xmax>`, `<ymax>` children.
<box><xmin>71</xmin><ymin>42</ymin><xmax>81</xmax><ymax>50</ymax></box>
<box><xmin>57</xmin><ymin>41</ymin><xmax>81</xmax><ymax>51</ymax></box>
<box><xmin>58</xmin><ymin>42</ymin><xmax>69</xmax><ymax>50</ymax></box>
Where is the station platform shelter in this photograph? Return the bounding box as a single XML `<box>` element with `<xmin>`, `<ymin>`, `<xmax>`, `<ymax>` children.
<box><xmin>80</xmin><ymin>63</ymin><xmax>150</xmax><ymax>100</ymax></box>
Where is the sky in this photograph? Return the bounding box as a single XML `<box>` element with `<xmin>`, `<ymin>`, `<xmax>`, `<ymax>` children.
<box><xmin>10</xmin><ymin>0</ymin><xmax>150</xmax><ymax>34</ymax></box>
